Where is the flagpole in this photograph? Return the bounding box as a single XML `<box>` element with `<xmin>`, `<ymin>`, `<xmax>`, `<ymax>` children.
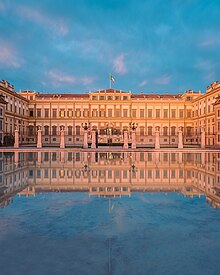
<box><xmin>110</xmin><ymin>73</ymin><xmax>111</xmax><ymax>89</ymax></box>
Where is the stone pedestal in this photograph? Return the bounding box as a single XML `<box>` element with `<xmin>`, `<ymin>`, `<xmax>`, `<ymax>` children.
<box><xmin>201</xmin><ymin>128</ymin><xmax>206</xmax><ymax>149</ymax></box>
<box><xmin>83</xmin><ymin>130</ymin><xmax>88</xmax><ymax>149</ymax></box>
<box><xmin>14</xmin><ymin>128</ymin><xmax>19</xmax><ymax>148</ymax></box>
<box><xmin>131</xmin><ymin>130</ymin><xmax>136</xmax><ymax>149</ymax></box>
<box><xmin>91</xmin><ymin>130</ymin><xmax>96</xmax><ymax>149</ymax></box>
<box><xmin>123</xmin><ymin>131</ymin><xmax>128</xmax><ymax>149</ymax></box>
<box><xmin>178</xmin><ymin>128</ymin><xmax>183</xmax><ymax>149</ymax></box>
<box><xmin>37</xmin><ymin>129</ymin><xmax>42</xmax><ymax>148</ymax></box>
<box><xmin>60</xmin><ymin>129</ymin><xmax>65</xmax><ymax>149</ymax></box>
<box><xmin>14</xmin><ymin>151</ymin><xmax>19</xmax><ymax>167</ymax></box>
<box><xmin>155</xmin><ymin>128</ymin><xmax>160</xmax><ymax>149</ymax></box>
<box><xmin>37</xmin><ymin>151</ymin><xmax>41</xmax><ymax>165</ymax></box>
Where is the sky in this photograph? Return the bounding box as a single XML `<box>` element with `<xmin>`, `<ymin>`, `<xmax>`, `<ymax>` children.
<box><xmin>0</xmin><ymin>0</ymin><xmax>219</xmax><ymax>94</ymax></box>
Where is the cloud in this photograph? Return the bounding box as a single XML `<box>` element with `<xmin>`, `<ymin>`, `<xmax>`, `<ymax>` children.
<box><xmin>47</xmin><ymin>70</ymin><xmax>76</xmax><ymax>84</ymax></box>
<box><xmin>198</xmin><ymin>36</ymin><xmax>220</xmax><ymax>48</ymax></box>
<box><xmin>154</xmin><ymin>75</ymin><xmax>171</xmax><ymax>85</ymax></box>
<box><xmin>139</xmin><ymin>80</ymin><xmax>148</xmax><ymax>87</ymax></box>
<box><xmin>195</xmin><ymin>59</ymin><xmax>216</xmax><ymax>71</ymax></box>
<box><xmin>47</xmin><ymin>70</ymin><xmax>96</xmax><ymax>86</ymax></box>
<box><xmin>0</xmin><ymin>40</ymin><xmax>22</xmax><ymax>68</ymax></box>
<box><xmin>113</xmin><ymin>53</ymin><xmax>127</xmax><ymax>75</ymax></box>
<box><xmin>15</xmin><ymin>5</ymin><xmax>69</xmax><ymax>36</ymax></box>
<box><xmin>0</xmin><ymin>1</ymin><xmax>6</xmax><ymax>11</ymax></box>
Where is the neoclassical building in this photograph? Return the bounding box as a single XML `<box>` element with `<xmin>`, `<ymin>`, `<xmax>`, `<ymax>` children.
<box><xmin>1</xmin><ymin>79</ymin><xmax>220</xmax><ymax>148</ymax></box>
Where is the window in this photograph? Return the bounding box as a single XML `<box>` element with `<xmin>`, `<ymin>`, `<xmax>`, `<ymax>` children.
<box><xmin>140</xmin><ymin>126</ymin><xmax>145</xmax><ymax>136</ymax></box>
<box><xmin>44</xmin><ymin>126</ymin><xmax>49</xmax><ymax>135</ymax></box>
<box><xmin>148</xmin><ymin>109</ymin><xmax>152</xmax><ymax>118</ymax></box>
<box><xmin>179</xmin><ymin>110</ymin><xmax>184</xmax><ymax>118</ymax></box>
<box><xmin>76</xmin><ymin>125</ymin><xmax>80</xmax><ymax>135</ymax></box>
<box><xmin>45</xmin><ymin>109</ymin><xmax>49</xmax><ymax>118</ymax></box>
<box><xmin>52</xmin><ymin>126</ymin><xmax>57</xmax><ymax>135</ymax></box>
<box><xmin>68</xmin><ymin>126</ymin><xmax>72</xmax><ymax>136</ymax></box>
<box><xmin>76</xmin><ymin>109</ymin><xmax>81</xmax><ymax>117</ymax></box>
<box><xmin>83</xmin><ymin>109</ymin><xmax>88</xmax><ymax>117</ymax></box>
<box><xmin>52</xmin><ymin>109</ymin><xmax>57</xmax><ymax>118</ymax></box>
<box><xmin>163</xmin><ymin>109</ymin><xmax>168</xmax><ymax>118</ymax></box>
<box><xmin>116</xmin><ymin>109</ymin><xmax>120</xmax><ymax>117</ymax></box>
<box><xmin>218</xmin><ymin>110</ymin><xmax>220</xmax><ymax>117</ymax></box>
<box><xmin>68</xmin><ymin>109</ymin><xmax>73</xmax><ymax>117</ymax></box>
<box><xmin>100</xmin><ymin>95</ymin><xmax>105</xmax><ymax>100</ymax></box>
<box><xmin>60</xmin><ymin>109</ymin><xmax>65</xmax><ymax>117</ymax></box>
<box><xmin>123</xmin><ymin>109</ymin><xmax>128</xmax><ymax>117</ymax></box>
<box><xmin>132</xmin><ymin>109</ymin><xmax>136</xmax><ymax>118</ymax></box>
<box><xmin>163</xmin><ymin>126</ymin><xmax>168</xmax><ymax>136</ymax></box>
<box><xmin>100</xmin><ymin>110</ymin><xmax>105</xmax><ymax>117</ymax></box>
<box><xmin>107</xmin><ymin>96</ymin><xmax>113</xmax><ymax>100</ymax></box>
<box><xmin>171</xmin><ymin>109</ymin><xmax>176</xmax><ymax>118</ymax></box>
<box><xmin>156</xmin><ymin>109</ymin><xmax>160</xmax><ymax>118</ymax></box>
<box><xmin>187</xmin><ymin>110</ymin><xmax>191</xmax><ymax>118</ymax></box>
<box><xmin>171</xmin><ymin>126</ymin><xmax>176</xmax><ymax>135</ymax></box>
<box><xmin>115</xmin><ymin>96</ymin><xmax>120</xmax><ymax>100</ymax></box>
<box><xmin>148</xmin><ymin>126</ymin><xmax>153</xmax><ymax>136</ymax></box>
<box><xmin>123</xmin><ymin>96</ymin><xmax>128</xmax><ymax>100</ymax></box>
<box><xmin>29</xmin><ymin>109</ymin><xmax>34</xmax><ymax>117</ymax></box>
<box><xmin>140</xmin><ymin>109</ymin><xmax>144</xmax><ymax>118</ymax></box>
<box><xmin>28</xmin><ymin>126</ymin><xmax>34</xmax><ymax>136</ymax></box>
<box><xmin>92</xmin><ymin>109</ymin><xmax>97</xmax><ymax>117</ymax></box>
<box><xmin>92</xmin><ymin>96</ymin><xmax>98</xmax><ymax>100</ymax></box>
<box><xmin>108</xmin><ymin>109</ymin><xmax>112</xmax><ymax>117</ymax></box>
<box><xmin>37</xmin><ymin>109</ymin><xmax>41</xmax><ymax>117</ymax></box>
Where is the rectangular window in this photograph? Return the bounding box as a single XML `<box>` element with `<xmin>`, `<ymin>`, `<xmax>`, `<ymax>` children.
<box><xmin>179</xmin><ymin>110</ymin><xmax>184</xmax><ymax>118</ymax></box>
<box><xmin>148</xmin><ymin>109</ymin><xmax>152</xmax><ymax>118</ymax></box>
<box><xmin>187</xmin><ymin>110</ymin><xmax>191</xmax><ymax>117</ymax></box>
<box><xmin>52</xmin><ymin>109</ymin><xmax>57</xmax><ymax>118</ymax></box>
<box><xmin>171</xmin><ymin>110</ymin><xmax>176</xmax><ymax>118</ymax></box>
<box><xmin>132</xmin><ymin>109</ymin><xmax>136</xmax><ymax>118</ymax></box>
<box><xmin>163</xmin><ymin>109</ymin><xmax>168</xmax><ymax>118</ymax></box>
<box><xmin>115</xmin><ymin>96</ymin><xmax>120</xmax><ymax>100</ymax></box>
<box><xmin>76</xmin><ymin>109</ymin><xmax>81</xmax><ymax>117</ymax></box>
<box><xmin>37</xmin><ymin>109</ymin><xmax>41</xmax><ymax>117</ymax></box>
<box><xmin>68</xmin><ymin>109</ymin><xmax>73</xmax><ymax>117</ymax></box>
<box><xmin>92</xmin><ymin>109</ymin><xmax>97</xmax><ymax>117</ymax></box>
<box><xmin>140</xmin><ymin>109</ymin><xmax>144</xmax><ymax>118</ymax></box>
<box><xmin>45</xmin><ymin>109</ymin><xmax>49</xmax><ymax>118</ymax></box>
<box><xmin>60</xmin><ymin>109</ymin><xmax>65</xmax><ymax>117</ymax></box>
<box><xmin>29</xmin><ymin>109</ymin><xmax>34</xmax><ymax>117</ymax></box>
<box><xmin>108</xmin><ymin>109</ymin><xmax>112</xmax><ymax>117</ymax></box>
<box><xmin>100</xmin><ymin>95</ymin><xmax>105</xmax><ymax>100</ymax></box>
<box><xmin>116</xmin><ymin>109</ymin><xmax>120</xmax><ymax>117</ymax></box>
<box><xmin>123</xmin><ymin>96</ymin><xmax>128</xmax><ymax>100</ymax></box>
<box><xmin>218</xmin><ymin>110</ymin><xmax>220</xmax><ymax>117</ymax></box>
<box><xmin>156</xmin><ymin>109</ymin><xmax>160</xmax><ymax>118</ymax></box>
<box><xmin>123</xmin><ymin>109</ymin><xmax>128</xmax><ymax>117</ymax></box>
<box><xmin>83</xmin><ymin>109</ymin><xmax>88</xmax><ymax>117</ymax></box>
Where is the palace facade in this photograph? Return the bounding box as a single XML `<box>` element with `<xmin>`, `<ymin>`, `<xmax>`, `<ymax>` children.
<box><xmin>1</xmin><ymin>79</ymin><xmax>220</xmax><ymax>148</ymax></box>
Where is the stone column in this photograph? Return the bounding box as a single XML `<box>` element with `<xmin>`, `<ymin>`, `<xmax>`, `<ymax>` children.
<box><xmin>14</xmin><ymin>127</ymin><xmax>19</xmax><ymax>148</ymax></box>
<box><xmin>60</xmin><ymin>128</ymin><xmax>65</xmax><ymax>149</ymax></box>
<box><xmin>131</xmin><ymin>130</ymin><xmax>136</xmax><ymax>149</ymax></box>
<box><xmin>178</xmin><ymin>127</ymin><xmax>183</xmax><ymax>149</ymax></box>
<box><xmin>201</xmin><ymin>127</ymin><xmax>206</xmax><ymax>149</ymax></box>
<box><xmin>60</xmin><ymin>151</ymin><xmax>65</xmax><ymax>163</ymax></box>
<box><xmin>178</xmin><ymin>152</ymin><xmax>183</xmax><ymax>164</ymax></box>
<box><xmin>83</xmin><ymin>130</ymin><xmax>88</xmax><ymax>149</ymax></box>
<box><xmin>155</xmin><ymin>127</ymin><xmax>160</xmax><ymax>149</ymax></box>
<box><xmin>37</xmin><ymin>128</ymin><xmax>42</xmax><ymax>148</ymax></box>
<box><xmin>123</xmin><ymin>130</ymin><xmax>128</xmax><ymax>149</ymax></box>
<box><xmin>91</xmin><ymin>130</ymin><xmax>96</xmax><ymax>149</ymax></box>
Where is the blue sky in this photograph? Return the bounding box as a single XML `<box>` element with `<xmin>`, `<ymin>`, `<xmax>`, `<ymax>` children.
<box><xmin>0</xmin><ymin>0</ymin><xmax>219</xmax><ymax>94</ymax></box>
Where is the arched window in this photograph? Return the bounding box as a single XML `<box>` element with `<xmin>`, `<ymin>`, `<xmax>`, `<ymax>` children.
<box><xmin>67</xmin><ymin>126</ymin><xmax>72</xmax><ymax>136</ymax></box>
<box><xmin>52</xmin><ymin>126</ymin><xmax>57</xmax><ymax>136</ymax></box>
<box><xmin>171</xmin><ymin>126</ymin><xmax>176</xmax><ymax>136</ymax></box>
<box><xmin>148</xmin><ymin>126</ymin><xmax>153</xmax><ymax>136</ymax></box>
<box><xmin>76</xmin><ymin>125</ymin><xmax>80</xmax><ymax>135</ymax></box>
<box><xmin>44</xmin><ymin>126</ymin><xmax>49</xmax><ymax>135</ymax></box>
<box><xmin>163</xmin><ymin>126</ymin><xmax>168</xmax><ymax>136</ymax></box>
<box><xmin>28</xmin><ymin>126</ymin><xmax>34</xmax><ymax>136</ymax></box>
<box><xmin>140</xmin><ymin>126</ymin><xmax>145</xmax><ymax>136</ymax></box>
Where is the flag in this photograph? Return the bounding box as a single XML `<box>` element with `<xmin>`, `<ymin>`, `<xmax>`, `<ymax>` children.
<box><xmin>110</xmin><ymin>74</ymin><xmax>115</xmax><ymax>83</ymax></box>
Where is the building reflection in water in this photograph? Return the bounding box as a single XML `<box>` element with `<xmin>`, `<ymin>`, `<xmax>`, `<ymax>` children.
<box><xmin>0</xmin><ymin>151</ymin><xmax>220</xmax><ymax>208</ymax></box>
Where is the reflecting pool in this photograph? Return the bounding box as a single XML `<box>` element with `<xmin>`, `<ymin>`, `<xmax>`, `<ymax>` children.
<box><xmin>1</xmin><ymin>151</ymin><xmax>220</xmax><ymax>275</ymax></box>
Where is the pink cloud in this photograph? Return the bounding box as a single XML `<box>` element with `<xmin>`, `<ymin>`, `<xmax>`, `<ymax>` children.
<box><xmin>16</xmin><ymin>5</ymin><xmax>69</xmax><ymax>36</ymax></box>
<box><xmin>113</xmin><ymin>53</ymin><xmax>127</xmax><ymax>75</ymax></box>
<box><xmin>0</xmin><ymin>41</ymin><xmax>22</xmax><ymax>68</ymax></box>
<box><xmin>154</xmin><ymin>75</ymin><xmax>171</xmax><ymax>85</ymax></box>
